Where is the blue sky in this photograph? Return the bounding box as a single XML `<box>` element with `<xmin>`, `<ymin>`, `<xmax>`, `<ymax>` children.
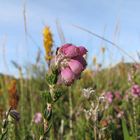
<box><xmin>0</xmin><ymin>0</ymin><xmax>140</xmax><ymax>76</ymax></box>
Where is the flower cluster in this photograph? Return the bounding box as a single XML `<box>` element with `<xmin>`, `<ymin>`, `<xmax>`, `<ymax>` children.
<box><xmin>33</xmin><ymin>112</ymin><xmax>42</xmax><ymax>124</ymax></box>
<box><xmin>104</xmin><ymin>91</ymin><xmax>121</xmax><ymax>103</ymax></box>
<box><xmin>43</xmin><ymin>27</ymin><xmax>53</xmax><ymax>61</ymax></box>
<box><xmin>131</xmin><ymin>84</ymin><xmax>140</xmax><ymax>97</ymax></box>
<box><xmin>105</xmin><ymin>92</ymin><xmax>113</xmax><ymax>103</ymax></box>
<box><xmin>56</xmin><ymin>44</ymin><xmax>87</xmax><ymax>85</ymax></box>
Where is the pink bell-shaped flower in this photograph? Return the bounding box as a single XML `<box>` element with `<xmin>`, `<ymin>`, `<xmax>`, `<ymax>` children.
<box><xmin>68</xmin><ymin>59</ymin><xmax>84</xmax><ymax>75</ymax></box>
<box><xmin>61</xmin><ymin>67</ymin><xmax>75</xmax><ymax>85</ymax></box>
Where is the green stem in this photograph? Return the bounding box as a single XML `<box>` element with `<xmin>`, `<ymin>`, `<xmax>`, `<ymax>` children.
<box><xmin>132</xmin><ymin>98</ymin><xmax>137</xmax><ymax>139</ymax></box>
<box><xmin>69</xmin><ymin>89</ymin><xmax>73</xmax><ymax>138</ymax></box>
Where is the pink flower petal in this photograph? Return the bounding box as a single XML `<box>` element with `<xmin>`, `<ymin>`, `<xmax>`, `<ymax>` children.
<box><xmin>58</xmin><ymin>44</ymin><xmax>80</xmax><ymax>58</ymax></box>
<box><xmin>61</xmin><ymin>67</ymin><xmax>75</xmax><ymax>85</ymax></box>
<box><xmin>105</xmin><ymin>92</ymin><xmax>113</xmax><ymax>103</ymax></box>
<box><xmin>73</xmin><ymin>56</ymin><xmax>87</xmax><ymax>68</ymax></box>
<box><xmin>131</xmin><ymin>84</ymin><xmax>140</xmax><ymax>97</ymax></box>
<box><xmin>68</xmin><ymin>59</ymin><xmax>84</xmax><ymax>75</ymax></box>
<box><xmin>33</xmin><ymin>113</ymin><xmax>42</xmax><ymax>124</ymax></box>
<box><xmin>78</xmin><ymin>46</ymin><xmax>88</xmax><ymax>55</ymax></box>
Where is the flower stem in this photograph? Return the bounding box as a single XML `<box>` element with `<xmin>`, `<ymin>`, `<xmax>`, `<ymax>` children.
<box><xmin>69</xmin><ymin>89</ymin><xmax>73</xmax><ymax>138</ymax></box>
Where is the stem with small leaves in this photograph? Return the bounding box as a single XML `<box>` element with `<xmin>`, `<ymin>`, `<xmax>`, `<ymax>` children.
<box><xmin>39</xmin><ymin>67</ymin><xmax>63</xmax><ymax>140</ymax></box>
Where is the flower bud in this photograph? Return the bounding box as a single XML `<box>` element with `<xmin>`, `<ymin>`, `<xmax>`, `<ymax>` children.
<box><xmin>9</xmin><ymin>109</ymin><xmax>20</xmax><ymax>121</ymax></box>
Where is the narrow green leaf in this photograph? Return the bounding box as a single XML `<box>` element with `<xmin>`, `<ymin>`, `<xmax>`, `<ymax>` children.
<box><xmin>122</xmin><ymin>119</ymin><xmax>134</xmax><ymax>140</ymax></box>
<box><xmin>46</xmin><ymin>73</ymin><xmax>58</xmax><ymax>85</ymax></box>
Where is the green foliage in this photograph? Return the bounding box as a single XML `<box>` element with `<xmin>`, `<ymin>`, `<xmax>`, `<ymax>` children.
<box><xmin>0</xmin><ymin>62</ymin><xmax>140</xmax><ymax>139</ymax></box>
<box><xmin>122</xmin><ymin>119</ymin><xmax>134</xmax><ymax>140</ymax></box>
<box><xmin>46</xmin><ymin>67</ymin><xmax>58</xmax><ymax>85</ymax></box>
<box><xmin>42</xmin><ymin>91</ymin><xmax>52</xmax><ymax>104</ymax></box>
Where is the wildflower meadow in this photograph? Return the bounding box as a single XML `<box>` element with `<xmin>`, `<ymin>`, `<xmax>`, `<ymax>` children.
<box><xmin>0</xmin><ymin>1</ymin><xmax>140</xmax><ymax>140</ymax></box>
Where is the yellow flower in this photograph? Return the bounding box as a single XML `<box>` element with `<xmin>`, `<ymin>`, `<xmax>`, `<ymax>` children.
<box><xmin>43</xmin><ymin>27</ymin><xmax>53</xmax><ymax>61</ymax></box>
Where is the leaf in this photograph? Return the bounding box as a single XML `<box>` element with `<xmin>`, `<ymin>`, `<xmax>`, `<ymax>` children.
<box><xmin>44</xmin><ymin>108</ymin><xmax>52</xmax><ymax>121</ymax></box>
<box><xmin>51</xmin><ymin>66</ymin><xmax>58</xmax><ymax>75</ymax></box>
<box><xmin>41</xmin><ymin>91</ymin><xmax>52</xmax><ymax>103</ymax></box>
<box><xmin>44</xmin><ymin>122</ymin><xmax>52</xmax><ymax>138</ymax></box>
<box><xmin>0</xmin><ymin>129</ymin><xmax>8</xmax><ymax>140</ymax></box>
<box><xmin>121</xmin><ymin>119</ymin><xmax>134</xmax><ymax>140</ymax></box>
<box><xmin>46</xmin><ymin>73</ymin><xmax>58</xmax><ymax>85</ymax></box>
<box><xmin>53</xmin><ymin>90</ymin><xmax>63</xmax><ymax>102</ymax></box>
<box><xmin>109</xmin><ymin>122</ymin><xmax>116</xmax><ymax>140</ymax></box>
